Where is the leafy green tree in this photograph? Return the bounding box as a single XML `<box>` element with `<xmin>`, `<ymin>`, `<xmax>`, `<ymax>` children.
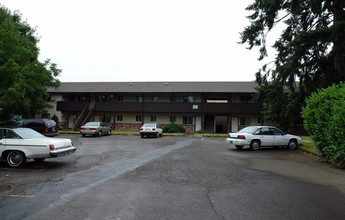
<box><xmin>0</xmin><ymin>5</ymin><xmax>60</xmax><ymax>121</ymax></box>
<box><xmin>241</xmin><ymin>0</ymin><xmax>345</xmax><ymax>129</ymax></box>
<box><xmin>254</xmin><ymin>81</ymin><xmax>303</xmax><ymax>132</ymax></box>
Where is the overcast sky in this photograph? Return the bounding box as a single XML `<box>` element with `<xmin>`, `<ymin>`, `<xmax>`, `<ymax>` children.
<box><xmin>1</xmin><ymin>0</ymin><xmax>276</xmax><ymax>82</ymax></box>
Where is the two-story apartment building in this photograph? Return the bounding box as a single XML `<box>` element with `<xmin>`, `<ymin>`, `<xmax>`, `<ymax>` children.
<box><xmin>46</xmin><ymin>81</ymin><xmax>264</xmax><ymax>133</ymax></box>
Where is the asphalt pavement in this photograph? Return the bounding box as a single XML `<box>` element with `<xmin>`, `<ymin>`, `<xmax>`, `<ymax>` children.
<box><xmin>0</xmin><ymin>135</ymin><xmax>344</xmax><ymax>219</ymax></box>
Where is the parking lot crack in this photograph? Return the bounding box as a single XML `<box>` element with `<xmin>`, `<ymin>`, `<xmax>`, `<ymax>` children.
<box><xmin>205</xmin><ymin>185</ymin><xmax>225</xmax><ymax>220</ymax></box>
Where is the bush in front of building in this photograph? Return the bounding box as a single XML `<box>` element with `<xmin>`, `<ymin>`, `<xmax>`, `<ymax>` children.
<box><xmin>51</xmin><ymin>114</ymin><xmax>60</xmax><ymax>129</ymax></box>
<box><xmin>302</xmin><ymin>83</ymin><xmax>345</xmax><ymax>167</ymax></box>
<box><xmin>163</xmin><ymin>123</ymin><xmax>186</xmax><ymax>133</ymax></box>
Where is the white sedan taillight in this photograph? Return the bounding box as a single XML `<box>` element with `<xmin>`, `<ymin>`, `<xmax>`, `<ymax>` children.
<box><xmin>49</xmin><ymin>144</ymin><xmax>55</xmax><ymax>150</ymax></box>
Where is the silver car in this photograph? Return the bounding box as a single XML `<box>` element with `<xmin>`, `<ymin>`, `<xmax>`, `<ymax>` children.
<box><xmin>80</xmin><ymin>122</ymin><xmax>111</xmax><ymax>137</ymax></box>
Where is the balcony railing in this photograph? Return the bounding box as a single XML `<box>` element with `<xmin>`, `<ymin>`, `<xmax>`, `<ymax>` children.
<box><xmin>57</xmin><ymin>101</ymin><xmax>262</xmax><ymax>114</ymax></box>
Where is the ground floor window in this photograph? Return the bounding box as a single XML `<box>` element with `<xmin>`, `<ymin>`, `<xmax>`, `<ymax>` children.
<box><xmin>136</xmin><ymin>115</ymin><xmax>142</xmax><ymax>122</ymax></box>
<box><xmin>240</xmin><ymin>117</ymin><xmax>251</xmax><ymax>126</ymax></box>
<box><xmin>117</xmin><ymin>115</ymin><xmax>123</xmax><ymax>122</ymax></box>
<box><xmin>151</xmin><ymin>115</ymin><xmax>157</xmax><ymax>122</ymax></box>
<box><xmin>183</xmin><ymin>116</ymin><xmax>193</xmax><ymax>125</ymax></box>
<box><xmin>99</xmin><ymin>113</ymin><xmax>111</xmax><ymax>123</ymax></box>
<box><xmin>170</xmin><ymin>116</ymin><xmax>176</xmax><ymax>123</ymax></box>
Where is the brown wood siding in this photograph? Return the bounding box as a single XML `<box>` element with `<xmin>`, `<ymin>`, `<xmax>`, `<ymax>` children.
<box><xmin>57</xmin><ymin>101</ymin><xmax>262</xmax><ymax>114</ymax></box>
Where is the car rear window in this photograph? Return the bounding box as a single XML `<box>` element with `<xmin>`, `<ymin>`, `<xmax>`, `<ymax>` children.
<box><xmin>46</xmin><ymin>120</ymin><xmax>56</xmax><ymax>127</ymax></box>
<box><xmin>142</xmin><ymin>124</ymin><xmax>156</xmax><ymax>127</ymax></box>
<box><xmin>85</xmin><ymin>122</ymin><xmax>99</xmax><ymax>126</ymax></box>
<box><xmin>238</xmin><ymin>127</ymin><xmax>257</xmax><ymax>133</ymax></box>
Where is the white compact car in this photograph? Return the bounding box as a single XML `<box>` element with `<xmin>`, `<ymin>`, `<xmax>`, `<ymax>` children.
<box><xmin>226</xmin><ymin>126</ymin><xmax>303</xmax><ymax>150</ymax></box>
<box><xmin>140</xmin><ymin>123</ymin><xmax>163</xmax><ymax>138</ymax></box>
<box><xmin>0</xmin><ymin>128</ymin><xmax>76</xmax><ymax>167</ymax></box>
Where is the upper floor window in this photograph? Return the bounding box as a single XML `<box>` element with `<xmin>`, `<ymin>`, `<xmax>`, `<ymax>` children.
<box><xmin>69</xmin><ymin>95</ymin><xmax>76</xmax><ymax>102</ymax></box>
<box><xmin>170</xmin><ymin>96</ymin><xmax>176</xmax><ymax>102</ymax></box>
<box><xmin>136</xmin><ymin>96</ymin><xmax>143</xmax><ymax>102</ymax></box>
<box><xmin>151</xmin><ymin>96</ymin><xmax>158</xmax><ymax>102</ymax></box>
<box><xmin>183</xmin><ymin>96</ymin><xmax>194</xmax><ymax>103</ymax></box>
<box><xmin>117</xmin><ymin>96</ymin><xmax>124</xmax><ymax>102</ymax></box>
<box><xmin>240</xmin><ymin>96</ymin><xmax>251</xmax><ymax>103</ymax></box>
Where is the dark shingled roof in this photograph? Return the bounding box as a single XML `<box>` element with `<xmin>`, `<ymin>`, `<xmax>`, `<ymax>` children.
<box><xmin>47</xmin><ymin>81</ymin><xmax>258</xmax><ymax>93</ymax></box>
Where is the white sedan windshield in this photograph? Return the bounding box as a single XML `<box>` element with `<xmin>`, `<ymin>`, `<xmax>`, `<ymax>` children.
<box><xmin>15</xmin><ymin>129</ymin><xmax>44</xmax><ymax>138</ymax></box>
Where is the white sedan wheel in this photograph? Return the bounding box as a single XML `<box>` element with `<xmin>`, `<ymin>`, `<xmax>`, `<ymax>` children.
<box><xmin>7</xmin><ymin>151</ymin><xmax>26</xmax><ymax>167</ymax></box>
<box><xmin>250</xmin><ymin>140</ymin><xmax>260</xmax><ymax>151</ymax></box>
<box><xmin>288</xmin><ymin>140</ymin><xmax>297</xmax><ymax>150</ymax></box>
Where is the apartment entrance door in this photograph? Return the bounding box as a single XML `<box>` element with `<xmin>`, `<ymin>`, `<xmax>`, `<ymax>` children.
<box><xmin>215</xmin><ymin>116</ymin><xmax>228</xmax><ymax>133</ymax></box>
<box><xmin>204</xmin><ymin>114</ymin><xmax>214</xmax><ymax>133</ymax></box>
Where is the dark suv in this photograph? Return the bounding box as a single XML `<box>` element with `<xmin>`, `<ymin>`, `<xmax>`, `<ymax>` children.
<box><xmin>14</xmin><ymin>119</ymin><xmax>59</xmax><ymax>137</ymax></box>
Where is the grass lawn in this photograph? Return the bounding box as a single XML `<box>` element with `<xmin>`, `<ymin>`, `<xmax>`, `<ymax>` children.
<box><xmin>300</xmin><ymin>136</ymin><xmax>318</xmax><ymax>154</ymax></box>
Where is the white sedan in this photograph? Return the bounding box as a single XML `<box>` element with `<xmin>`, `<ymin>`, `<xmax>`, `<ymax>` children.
<box><xmin>226</xmin><ymin>126</ymin><xmax>303</xmax><ymax>150</ymax></box>
<box><xmin>140</xmin><ymin>123</ymin><xmax>163</xmax><ymax>138</ymax></box>
<box><xmin>0</xmin><ymin>128</ymin><xmax>76</xmax><ymax>167</ymax></box>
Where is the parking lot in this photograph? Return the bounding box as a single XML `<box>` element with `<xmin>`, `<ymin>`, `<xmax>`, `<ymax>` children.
<box><xmin>1</xmin><ymin>134</ymin><xmax>345</xmax><ymax>219</ymax></box>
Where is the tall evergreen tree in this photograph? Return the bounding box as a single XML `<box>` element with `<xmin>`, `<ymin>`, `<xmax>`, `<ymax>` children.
<box><xmin>0</xmin><ymin>5</ymin><xmax>60</xmax><ymax>121</ymax></box>
<box><xmin>240</xmin><ymin>0</ymin><xmax>345</xmax><ymax>130</ymax></box>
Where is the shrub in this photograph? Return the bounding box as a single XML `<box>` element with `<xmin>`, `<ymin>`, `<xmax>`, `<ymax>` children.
<box><xmin>195</xmin><ymin>130</ymin><xmax>205</xmax><ymax>134</ymax></box>
<box><xmin>302</xmin><ymin>83</ymin><xmax>345</xmax><ymax>167</ymax></box>
<box><xmin>163</xmin><ymin>123</ymin><xmax>185</xmax><ymax>133</ymax></box>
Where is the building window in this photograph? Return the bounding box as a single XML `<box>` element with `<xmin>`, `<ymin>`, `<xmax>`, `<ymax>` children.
<box><xmin>96</xmin><ymin>95</ymin><xmax>108</xmax><ymax>102</ymax></box>
<box><xmin>240</xmin><ymin>96</ymin><xmax>251</xmax><ymax>103</ymax></box>
<box><xmin>170</xmin><ymin>96</ymin><xmax>176</xmax><ymax>102</ymax></box>
<box><xmin>69</xmin><ymin>95</ymin><xmax>76</xmax><ymax>102</ymax></box>
<box><xmin>151</xmin><ymin>96</ymin><xmax>158</xmax><ymax>102</ymax></box>
<box><xmin>136</xmin><ymin>96</ymin><xmax>143</xmax><ymax>102</ymax></box>
<box><xmin>170</xmin><ymin>116</ymin><xmax>176</xmax><ymax>123</ymax></box>
<box><xmin>136</xmin><ymin>115</ymin><xmax>142</xmax><ymax>122</ymax></box>
<box><xmin>151</xmin><ymin>116</ymin><xmax>157</xmax><ymax>122</ymax></box>
<box><xmin>117</xmin><ymin>115</ymin><xmax>123</xmax><ymax>122</ymax></box>
<box><xmin>117</xmin><ymin>96</ymin><xmax>124</xmax><ymax>102</ymax></box>
<box><xmin>99</xmin><ymin>113</ymin><xmax>111</xmax><ymax>123</ymax></box>
<box><xmin>240</xmin><ymin>117</ymin><xmax>251</xmax><ymax>126</ymax></box>
<box><xmin>183</xmin><ymin>116</ymin><xmax>193</xmax><ymax>125</ymax></box>
<box><xmin>183</xmin><ymin>96</ymin><xmax>194</xmax><ymax>103</ymax></box>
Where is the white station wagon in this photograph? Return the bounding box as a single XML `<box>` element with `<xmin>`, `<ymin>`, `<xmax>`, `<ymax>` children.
<box><xmin>0</xmin><ymin>128</ymin><xmax>76</xmax><ymax>167</ymax></box>
<box><xmin>140</xmin><ymin>123</ymin><xmax>163</xmax><ymax>138</ymax></box>
<box><xmin>226</xmin><ymin>126</ymin><xmax>303</xmax><ymax>150</ymax></box>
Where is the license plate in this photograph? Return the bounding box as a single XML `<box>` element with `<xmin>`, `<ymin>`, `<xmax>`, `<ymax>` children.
<box><xmin>145</xmin><ymin>129</ymin><xmax>150</xmax><ymax>131</ymax></box>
